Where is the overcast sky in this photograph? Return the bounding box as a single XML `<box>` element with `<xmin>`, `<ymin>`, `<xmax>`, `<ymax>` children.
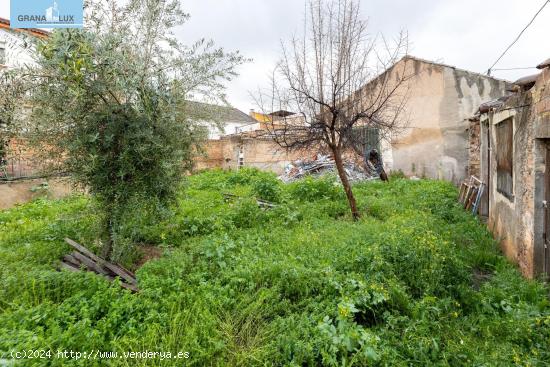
<box><xmin>1</xmin><ymin>0</ymin><xmax>549</xmax><ymax>112</ymax></box>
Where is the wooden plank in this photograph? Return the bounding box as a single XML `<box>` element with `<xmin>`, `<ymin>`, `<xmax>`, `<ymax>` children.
<box><xmin>114</xmin><ymin>263</ymin><xmax>136</xmax><ymax>279</ymax></box>
<box><xmin>60</xmin><ymin>253</ymin><xmax>138</xmax><ymax>292</ymax></box>
<box><xmin>257</xmin><ymin>199</ymin><xmax>277</xmax><ymax>208</ymax></box>
<box><xmin>63</xmin><ymin>254</ymin><xmax>81</xmax><ymax>267</ymax></box>
<box><xmin>119</xmin><ymin>282</ymin><xmax>139</xmax><ymax>292</ymax></box>
<box><xmin>65</xmin><ymin>238</ymin><xmax>104</xmax><ymax>263</ymax></box>
<box><xmin>59</xmin><ymin>261</ymin><xmax>80</xmax><ymax>272</ymax></box>
<box><xmin>463</xmin><ymin>185</ymin><xmax>472</xmax><ymax>208</ymax></box>
<box><xmin>65</xmin><ymin>238</ymin><xmax>137</xmax><ymax>285</ymax></box>
<box><xmin>105</xmin><ymin>263</ymin><xmax>137</xmax><ymax>285</ymax></box>
<box><xmin>72</xmin><ymin>251</ymin><xmax>110</xmax><ymax>276</ymax></box>
<box><xmin>466</xmin><ymin>188</ymin><xmax>478</xmax><ymax>210</ymax></box>
<box><xmin>458</xmin><ymin>183</ymin><xmax>467</xmax><ymax>203</ymax></box>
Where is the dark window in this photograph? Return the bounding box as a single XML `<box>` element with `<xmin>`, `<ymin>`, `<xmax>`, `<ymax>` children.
<box><xmin>496</xmin><ymin>117</ymin><xmax>513</xmax><ymax>199</ymax></box>
<box><xmin>352</xmin><ymin>126</ymin><xmax>380</xmax><ymax>155</ymax></box>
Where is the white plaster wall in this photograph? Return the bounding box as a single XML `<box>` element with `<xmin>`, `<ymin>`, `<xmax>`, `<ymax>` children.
<box><xmin>0</xmin><ymin>29</ymin><xmax>37</xmax><ymax>69</ymax></box>
<box><xmin>388</xmin><ymin>58</ymin><xmax>509</xmax><ymax>184</ymax></box>
<box><xmin>203</xmin><ymin>121</ymin><xmax>258</xmax><ymax>140</ymax></box>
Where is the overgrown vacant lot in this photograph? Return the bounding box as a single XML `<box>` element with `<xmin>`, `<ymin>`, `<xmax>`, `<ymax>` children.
<box><xmin>1</xmin><ymin>169</ymin><xmax>549</xmax><ymax>366</ymax></box>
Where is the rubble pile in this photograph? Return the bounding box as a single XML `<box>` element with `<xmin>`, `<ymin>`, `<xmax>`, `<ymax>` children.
<box><xmin>279</xmin><ymin>154</ymin><xmax>377</xmax><ymax>183</ymax></box>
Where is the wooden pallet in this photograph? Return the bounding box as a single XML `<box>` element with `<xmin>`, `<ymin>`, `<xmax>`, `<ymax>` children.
<box><xmin>59</xmin><ymin>238</ymin><xmax>138</xmax><ymax>292</ymax></box>
<box><xmin>458</xmin><ymin>176</ymin><xmax>485</xmax><ymax>215</ymax></box>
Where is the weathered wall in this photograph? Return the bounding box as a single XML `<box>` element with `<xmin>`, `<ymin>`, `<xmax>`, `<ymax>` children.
<box><xmin>195</xmin><ymin>135</ymin><xmax>308</xmax><ymax>174</ymax></box>
<box><xmin>485</xmin><ymin>94</ymin><xmax>534</xmax><ymax>277</ymax></box>
<box><xmin>0</xmin><ymin>178</ymin><xmax>73</xmax><ymax>209</ymax></box>
<box><xmin>532</xmin><ymin>68</ymin><xmax>550</xmax><ymax>276</ymax></box>
<box><xmin>194</xmin><ymin>139</ymin><xmax>225</xmax><ymax>170</ymax></box>
<box><xmin>468</xmin><ymin>118</ymin><xmax>481</xmax><ymax>178</ymax></box>
<box><xmin>0</xmin><ymin>28</ymin><xmax>38</xmax><ymax>69</ymax></box>
<box><xmin>482</xmin><ymin>68</ymin><xmax>550</xmax><ymax>278</ymax></box>
<box><xmin>239</xmin><ymin>138</ymin><xmax>309</xmax><ymax>173</ymax></box>
<box><xmin>389</xmin><ymin>57</ymin><xmax>509</xmax><ymax>184</ymax></box>
<box><xmin>2</xmin><ymin>138</ymin><xmax>42</xmax><ymax>179</ymax></box>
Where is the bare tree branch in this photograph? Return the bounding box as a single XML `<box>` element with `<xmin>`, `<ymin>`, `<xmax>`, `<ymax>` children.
<box><xmin>255</xmin><ymin>0</ymin><xmax>411</xmax><ymax>219</ymax></box>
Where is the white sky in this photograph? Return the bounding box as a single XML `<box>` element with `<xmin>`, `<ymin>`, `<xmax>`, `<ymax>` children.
<box><xmin>1</xmin><ymin>0</ymin><xmax>549</xmax><ymax>113</ymax></box>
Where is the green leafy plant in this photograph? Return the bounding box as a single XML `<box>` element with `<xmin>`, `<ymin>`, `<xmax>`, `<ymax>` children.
<box><xmin>1</xmin><ymin>171</ymin><xmax>549</xmax><ymax>366</ymax></box>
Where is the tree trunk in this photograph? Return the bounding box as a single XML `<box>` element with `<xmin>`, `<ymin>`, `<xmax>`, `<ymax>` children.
<box><xmin>331</xmin><ymin>145</ymin><xmax>360</xmax><ymax>220</ymax></box>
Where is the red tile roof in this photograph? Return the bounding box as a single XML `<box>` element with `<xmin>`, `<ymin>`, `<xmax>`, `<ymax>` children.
<box><xmin>0</xmin><ymin>17</ymin><xmax>49</xmax><ymax>38</ymax></box>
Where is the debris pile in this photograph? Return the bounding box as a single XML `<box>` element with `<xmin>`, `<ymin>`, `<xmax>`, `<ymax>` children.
<box><xmin>60</xmin><ymin>238</ymin><xmax>138</xmax><ymax>292</ymax></box>
<box><xmin>279</xmin><ymin>154</ymin><xmax>377</xmax><ymax>183</ymax></box>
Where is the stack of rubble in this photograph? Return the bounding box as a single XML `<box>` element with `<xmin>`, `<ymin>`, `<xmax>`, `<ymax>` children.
<box><xmin>279</xmin><ymin>154</ymin><xmax>377</xmax><ymax>183</ymax></box>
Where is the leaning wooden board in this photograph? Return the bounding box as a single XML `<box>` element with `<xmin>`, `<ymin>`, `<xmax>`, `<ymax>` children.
<box><xmin>59</xmin><ymin>238</ymin><xmax>138</xmax><ymax>292</ymax></box>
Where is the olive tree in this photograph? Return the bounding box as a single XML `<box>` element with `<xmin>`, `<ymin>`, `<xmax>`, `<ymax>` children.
<box><xmin>0</xmin><ymin>73</ymin><xmax>24</xmax><ymax>173</ymax></box>
<box><xmin>5</xmin><ymin>0</ymin><xmax>245</xmax><ymax>258</ymax></box>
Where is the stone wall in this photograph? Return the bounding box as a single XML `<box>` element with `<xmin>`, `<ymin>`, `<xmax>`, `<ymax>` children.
<box><xmin>468</xmin><ymin>118</ymin><xmax>481</xmax><ymax>178</ymax></box>
<box><xmin>481</xmin><ymin>67</ymin><xmax>550</xmax><ymax>278</ymax></box>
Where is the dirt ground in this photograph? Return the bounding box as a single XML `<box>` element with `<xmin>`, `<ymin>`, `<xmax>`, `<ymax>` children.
<box><xmin>0</xmin><ymin>178</ymin><xmax>74</xmax><ymax>209</ymax></box>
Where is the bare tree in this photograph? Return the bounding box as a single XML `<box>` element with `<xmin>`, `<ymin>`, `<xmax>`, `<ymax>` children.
<box><xmin>259</xmin><ymin>0</ymin><xmax>411</xmax><ymax>219</ymax></box>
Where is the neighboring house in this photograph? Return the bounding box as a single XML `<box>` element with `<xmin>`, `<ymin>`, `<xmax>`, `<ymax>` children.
<box><xmin>197</xmin><ymin>56</ymin><xmax>512</xmax><ymax>177</ymax></box>
<box><xmin>243</xmin><ymin>110</ymin><xmax>304</xmax><ymax>133</ymax></box>
<box><xmin>195</xmin><ymin>107</ymin><xmax>305</xmax><ymax>173</ymax></box>
<box><xmin>186</xmin><ymin>101</ymin><xmax>257</xmax><ymax>139</ymax></box>
<box><xmin>367</xmin><ymin>56</ymin><xmax>511</xmax><ymax>184</ymax></box>
<box><xmin>470</xmin><ymin>58</ymin><xmax>550</xmax><ymax>279</ymax></box>
<box><xmin>0</xmin><ymin>18</ymin><xmax>47</xmax><ymax>69</ymax></box>
<box><xmin>0</xmin><ymin>18</ymin><xmax>48</xmax><ymax>179</ymax></box>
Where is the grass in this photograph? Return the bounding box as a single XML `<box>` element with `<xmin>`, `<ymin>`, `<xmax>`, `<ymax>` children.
<box><xmin>0</xmin><ymin>168</ymin><xmax>549</xmax><ymax>366</ymax></box>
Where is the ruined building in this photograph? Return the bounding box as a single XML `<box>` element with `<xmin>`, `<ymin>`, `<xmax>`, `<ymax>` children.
<box><xmin>370</xmin><ymin>56</ymin><xmax>510</xmax><ymax>184</ymax></box>
<box><xmin>197</xmin><ymin>56</ymin><xmax>511</xmax><ymax>179</ymax></box>
<box><xmin>471</xmin><ymin>58</ymin><xmax>550</xmax><ymax>278</ymax></box>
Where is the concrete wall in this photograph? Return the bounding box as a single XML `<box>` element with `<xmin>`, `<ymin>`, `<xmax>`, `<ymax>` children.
<box><xmin>484</xmin><ymin>95</ymin><xmax>534</xmax><ymax>277</ymax></box>
<box><xmin>0</xmin><ymin>178</ymin><xmax>73</xmax><ymax>209</ymax></box>
<box><xmin>481</xmin><ymin>67</ymin><xmax>550</xmax><ymax>278</ymax></box>
<box><xmin>389</xmin><ymin>57</ymin><xmax>509</xmax><ymax>184</ymax></box>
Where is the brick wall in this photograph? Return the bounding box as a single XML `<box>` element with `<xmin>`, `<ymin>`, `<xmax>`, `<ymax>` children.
<box><xmin>7</xmin><ymin>135</ymin><xmax>326</xmax><ymax>178</ymax></box>
<box><xmin>2</xmin><ymin>139</ymin><xmax>42</xmax><ymax>179</ymax></box>
<box><xmin>194</xmin><ymin>135</ymin><xmax>319</xmax><ymax>174</ymax></box>
<box><xmin>194</xmin><ymin>139</ymin><xmax>225</xmax><ymax>170</ymax></box>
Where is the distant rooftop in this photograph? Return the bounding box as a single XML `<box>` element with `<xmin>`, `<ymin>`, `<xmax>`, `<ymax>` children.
<box><xmin>269</xmin><ymin>110</ymin><xmax>295</xmax><ymax>117</ymax></box>
<box><xmin>185</xmin><ymin>101</ymin><xmax>256</xmax><ymax>124</ymax></box>
<box><xmin>0</xmin><ymin>17</ymin><xmax>50</xmax><ymax>38</ymax></box>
